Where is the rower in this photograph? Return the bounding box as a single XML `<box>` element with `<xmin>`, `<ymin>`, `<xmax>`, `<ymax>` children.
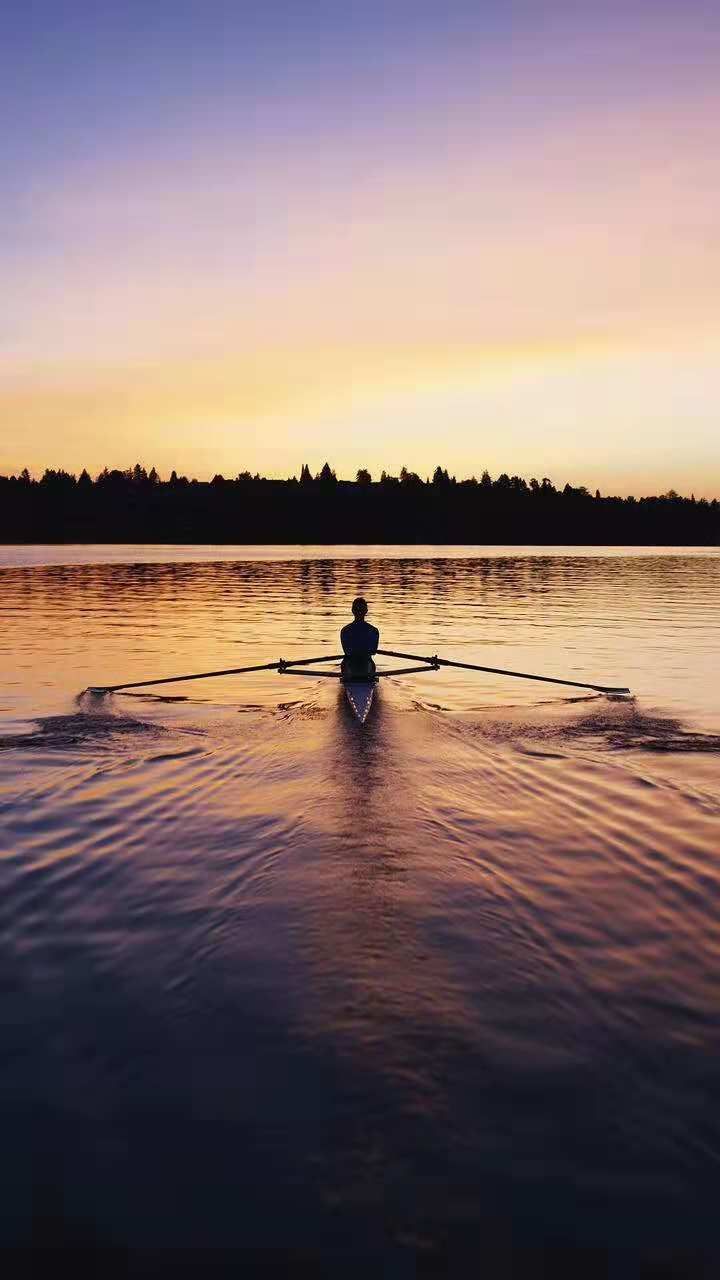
<box><xmin>340</xmin><ymin>597</ymin><xmax>379</xmax><ymax>680</ymax></box>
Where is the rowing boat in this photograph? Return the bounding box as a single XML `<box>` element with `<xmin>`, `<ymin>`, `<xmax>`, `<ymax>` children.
<box><xmin>342</xmin><ymin>675</ymin><xmax>377</xmax><ymax>723</ymax></box>
<box><xmin>87</xmin><ymin>648</ymin><xmax>631</xmax><ymax>722</ymax></box>
<box><xmin>269</xmin><ymin>654</ymin><xmax>431</xmax><ymax>721</ymax></box>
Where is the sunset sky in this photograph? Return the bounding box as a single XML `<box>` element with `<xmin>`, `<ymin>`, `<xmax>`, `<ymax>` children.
<box><xmin>2</xmin><ymin>0</ymin><xmax>719</xmax><ymax>495</ymax></box>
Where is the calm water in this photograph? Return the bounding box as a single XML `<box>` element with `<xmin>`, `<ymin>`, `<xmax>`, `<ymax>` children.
<box><xmin>1</xmin><ymin>546</ymin><xmax>719</xmax><ymax>1270</ymax></box>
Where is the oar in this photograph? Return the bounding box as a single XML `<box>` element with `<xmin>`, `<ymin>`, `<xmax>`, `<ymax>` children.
<box><xmin>376</xmin><ymin>649</ymin><xmax>631</xmax><ymax>696</ymax></box>
<box><xmin>375</xmin><ymin>665</ymin><xmax>441</xmax><ymax>678</ymax></box>
<box><xmin>279</xmin><ymin>663</ymin><xmax>440</xmax><ymax>680</ymax></box>
<box><xmin>87</xmin><ymin>653</ymin><xmax>345</xmax><ymax>694</ymax></box>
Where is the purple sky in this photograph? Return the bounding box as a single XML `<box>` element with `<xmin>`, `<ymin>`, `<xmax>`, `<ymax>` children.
<box><xmin>2</xmin><ymin>1</ymin><xmax>719</xmax><ymax>493</ymax></box>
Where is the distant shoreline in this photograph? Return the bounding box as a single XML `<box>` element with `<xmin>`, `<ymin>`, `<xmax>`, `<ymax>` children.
<box><xmin>2</xmin><ymin>467</ymin><xmax>718</xmax><ymax>547</ymax></box>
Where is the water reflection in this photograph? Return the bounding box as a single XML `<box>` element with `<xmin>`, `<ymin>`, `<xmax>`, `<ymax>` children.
<box><xmin>1</xmin><ymin>549</ymin><xmax>719</xmax><ymax>1264</ymax></box>
<box><xmin>2</xmin><ymin>551</ymin><xmax>719</xmax><ymax>732</ymax></box>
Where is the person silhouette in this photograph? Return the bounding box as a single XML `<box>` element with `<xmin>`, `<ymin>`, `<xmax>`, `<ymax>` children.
<box><xmin>340</xmin><ymin>597</ymin><xmax>379</xmax><ymax>678</ymax></box>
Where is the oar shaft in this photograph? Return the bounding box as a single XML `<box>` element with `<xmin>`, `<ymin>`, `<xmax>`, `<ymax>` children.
<box><xmin>279</xmin><ymin>668</ymin><xmax>341</xmax><ymax>678</ymax></box>
<box><xmin>376</xmin><ymin>665</ymin><xmax>440</xmax><ymax>678</ymax></box>
<box><xmin>376</xmin><ymin>649</ymin><xmax>629</xmax><ymax>695</ymax></box>
<box><xmin>91</xmin><ymin>653</ymin><xmax>344</xmax><ymax>693</ymax></box>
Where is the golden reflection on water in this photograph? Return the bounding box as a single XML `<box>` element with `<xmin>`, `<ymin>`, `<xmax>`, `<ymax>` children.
<box><xmin>1</xmin><ymin>548</ymin><xmax>720</xmax><ymax>1258</ymax></box>
<box><xmin>1</xmin><ymin>549</ymin><xmax>719</xmax><ymax>731</ymax></box>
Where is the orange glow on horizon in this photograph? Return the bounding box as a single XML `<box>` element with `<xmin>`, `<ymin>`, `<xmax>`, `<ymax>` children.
<box><xmin>3</xmin><ymin>11</ymin><xmax>719</xmax><ymax>497</ymax></box>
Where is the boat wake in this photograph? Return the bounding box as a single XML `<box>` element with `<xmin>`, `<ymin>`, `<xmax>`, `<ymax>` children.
<box><xmin>0</xmin><ymin>710</ymin><xmax>173</xmax><ymax>754</ymax></box>
<box><xmin>438</xmin><ymin>701</ymin><xmax>720</xmax><ymax>756</ymax></box>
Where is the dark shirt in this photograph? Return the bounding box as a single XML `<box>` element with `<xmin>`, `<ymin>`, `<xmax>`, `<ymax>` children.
<box><xmin>340</xmin><ymin>619</ymin><xmax>379</xmax><ymax>657</ymax></box>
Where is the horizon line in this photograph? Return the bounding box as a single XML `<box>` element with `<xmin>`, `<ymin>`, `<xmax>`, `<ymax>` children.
<box><xmin>2</xmin><ymin>463</ymin><xmax>716</xmax><ymax>505</ymax></box>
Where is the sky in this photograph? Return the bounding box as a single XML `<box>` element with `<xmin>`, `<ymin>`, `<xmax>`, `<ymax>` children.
<box><xmin>2</xmin><ymin>0</ymin><xmax>719</xmax><ymax>495</ymax></box>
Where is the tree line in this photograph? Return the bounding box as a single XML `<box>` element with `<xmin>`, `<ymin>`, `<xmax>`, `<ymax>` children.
<box><xmin>1</xmin><ymin>462</ymin><xmax>717</xmax><ymax>544</ymax></box>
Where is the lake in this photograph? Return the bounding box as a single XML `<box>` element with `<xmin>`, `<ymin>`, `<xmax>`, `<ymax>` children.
<box><xmin>1</xmin><ymin>545</ymin><xmax>719</xmax><ymax>1272</ymax></box>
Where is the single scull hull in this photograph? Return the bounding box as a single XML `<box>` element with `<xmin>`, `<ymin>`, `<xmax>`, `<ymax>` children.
<box><xmin>343</xmin><ymin>679</ymin><xmax>376</xmax><ymax>723</ymax></box>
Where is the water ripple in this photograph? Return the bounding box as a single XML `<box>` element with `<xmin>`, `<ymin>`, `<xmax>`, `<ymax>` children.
<box><xmin>1</xmin><ymin>548</ymin><xmax>719</xmax><ymax>1263</ymax></box>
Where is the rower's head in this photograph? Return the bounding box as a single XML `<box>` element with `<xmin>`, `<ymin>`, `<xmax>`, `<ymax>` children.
<box><xmin>351</xmin><ymin>596</ymin><xmax>368</xmax><ymax>620</ymax></box>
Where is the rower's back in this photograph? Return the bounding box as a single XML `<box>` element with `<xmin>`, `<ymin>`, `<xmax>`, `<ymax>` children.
<box><xmin>341</xmin><ymin>617</ymin><xmax>379</xmax><ymax>657</ymax></box>
<box><xmin>341</xmin><ymin>597</ymin><xmax>379</xmax><ymax>672</ymax></box>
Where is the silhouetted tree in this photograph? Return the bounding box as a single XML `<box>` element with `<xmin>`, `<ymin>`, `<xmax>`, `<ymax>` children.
<box><xmin>317</xmin><ymin>462</ymin><xmax>337</xmax><ymax>486</ymax></box>
<box><xmin>0</xmin><ymin>459</ymin><xmax>716</xmax><ymax>545</ymax></box>
<box><xmin>41</xmin><ymin>469</ymin><xmax>75</xmax><ymax>488</ymax></box>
